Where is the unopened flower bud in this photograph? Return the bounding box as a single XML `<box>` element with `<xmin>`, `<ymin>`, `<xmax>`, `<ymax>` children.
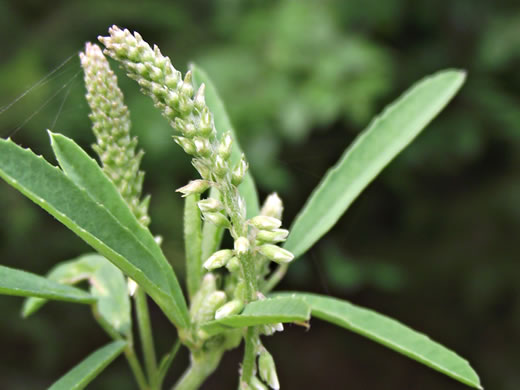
<box><xmin>249</xmin><ymin>216</ymin><xmax>282</xmax><ymax>230</ymax></box>
<box><xmin>218</xmin><ymin>132</ymin><xmax>233</xmax><ymax>160</ymax></box>
<box><xmin>196</xmin><ymin>290</ymin><xmax>226</xmax><ymax>324</ymax></box>
<box><xmin>234</xmin><ymin>237</ymin><xmax>250</xmax><ymax>256</ymax></box>
<box><xmin>215</xmin><ymin>299</ymin><xmax>244</xmax><ymax>320</ymax></box>
<box><xmin>260</xmin><ymin>193</ymin><xmax>284</xmax><ymax>220</ymax></box>
<box><xmin>192</xmin><ymin>158</ymin><xmax>211</xmax><ymax>179</ymax></box>
<box><xmin>258</xmin><ymin>349</ymin><xmax>280</xmax><ymax>390</ymax></box>
<box><xmin>176</xmin><ymin>180</ymin><xmax>210</xmax><ymax>197</ymax></box>
<box><xmin>259</xmin><ymin>244</ymin><xmax>294</xmax><ymax>264</ymax></box>
<box><xmin>180</xmin><ymin>70</ymin><xmax>194</xmax><ymax>97</ymax></box>
<box><xmin>225</xmin><ymin>256</ymin><xmax>241</xmax><ymax>273</ymax></box>
<box><xmin>256</xmin><ymin>229</ymin><xmax>289</xmax><ymax>244</ymax></box>
<box><xmin>127</xmin><ymin>278</ymin><xmax>138</xmax><ymax>296</ymax></box>
<box><xmin>193</xmin><ymin>137</ymin><xmax>211</xmax><ymax>157</ymax></box>
<box><xmin>193</xmin><ymin>83</ymin><xmax>206</xmax><ymax>111</ymax></box>
<box><xmin>198</xmin><ymin>198</ymin><xmax>223</xmax><ymax>213</ymax></box>
<box><xmin>214</xmin><ymin>155</ymin><xmax>228</xmax><ymax>177</ymax></box>
<box><xmin>250</xmin><ymin>376</ymin><xmax>269</xmax><ymax>390</ymax></box>
<box><xmin>203</xmin><ymin>249</ymin><xmax>234</xmax><ymax>270</ymax></box>
<box><xmin>173</xmin><ymin>136</ymin><xmax>196</xmax><ymax>155</ymax></box>
<box><xmin>231</xmin><ymin>153</ymin><xmax>248</xmax><ymax>186</ymax></box>
<box><xmin>203</xmin><ymin>211</ymin><xmax>230</xmax><ymax>228</ymax></box>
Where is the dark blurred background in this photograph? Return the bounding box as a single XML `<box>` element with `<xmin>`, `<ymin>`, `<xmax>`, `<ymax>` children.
<box><xmin>1</xmin><ymin>0</ymin><xmax>519</xmax><ymax>389</ymax></box>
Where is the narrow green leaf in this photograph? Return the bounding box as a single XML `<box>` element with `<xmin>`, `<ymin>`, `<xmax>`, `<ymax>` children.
<box><xmin>191</xmin><ymin>63</ymin><xmax>260</xmax><ymax>219</ymax></box>
<box><xmin>0</xmin><ymin>138</ymin><xmax>188</xmax><ymax>328</ymax></box>
<box><xmin>278</xmin><ymin>292</ymin><xmax>481</xmax><ymax>389</ymax></box>
<box><xmin>200</xmin><ymin>296</ymin><xmax>310</xmax><ymax>336</ymax></box>
<box><xmin>49</xmin><ymin>132</ymin><xmax>188</xmax><ymax>325</ymax></box>
<box><xmin>0</xmin><ymin>265</ymin><xmax>94</xmax><ymax>304</ymax></box>
<box><xmin>285</xmin><ymin>70</ymin><xmax>466</xmax><ymax>258</ymax></box>
<box><xmin>184</xmin><ymin>193</ymin><xmax>203</xmax><ymax>299</ymax></box>
<box><xmin>48</xmin><ymin>340</ymin><xmax>126</xmax><ymax>390</ymax></box>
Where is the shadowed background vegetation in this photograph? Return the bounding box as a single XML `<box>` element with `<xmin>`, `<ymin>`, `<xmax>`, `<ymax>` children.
<box><xmin>1</xmin><ymin>0</ymin><xmax>519</xmax><ymax>389</ymax></box>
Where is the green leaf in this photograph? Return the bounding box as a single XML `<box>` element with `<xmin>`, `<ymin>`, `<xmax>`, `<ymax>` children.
<box><xmin>200</xmin><ymin>296</ymin><xmax>310</xmax><ymax>336</ymax></box>
<box><xmin>23</xmin><ymin>255</ymin><xmax>132</xmax><ymax>333</ymax></box>
<box><xmin>49</xmin><ymin>132</ymin><xmax>188</xmax><ymax>325</ymax></box>
<box><xmin>284</xmin><ymin>70</ymin><xmax>466</xmax><ymax>258</ymax></box>
<box><xmin>0</xmin><ymin>138</ymin><xmax>188</xmax><ymax>328</ymax></box>
<box><xmin>0</xmin><ymin>265</ymin><xmax>94</xmax><ymax>304</ymax></box>
<box><xmin>277</xmin><ymin>292</ymin><xmax>481</xmax><ymax>389</ymax></box>
<box><xmin>48</xmin><ymin>340</ymin><xmax>126</xmax><ymax>390</ymax></box>
<box><xmin>184</xmin><ymin>193</ymin><xmax>203</xmax><ymax>299</ymax></box>
<box><xmin>191</xmin><ymin>63</ymin><xmax>260</xmax><ymax>219</ymax></box>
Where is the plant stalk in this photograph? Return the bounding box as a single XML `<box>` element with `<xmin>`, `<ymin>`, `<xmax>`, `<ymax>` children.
<box><xmin>92</xmin><ymin>305</ymin><xmax>149</xmax><ymax>390</ymax></box>
<box><xmin>135</xmin><ymin>286</ymin><xmax>159</xmax><ymax>389</ymax></box>
<box><xmin>172</xmin><ymin>349</ymin><xmax>224</xmax><ymax>390</ymax></box>
<box><xmin>239</xmin><ymin>327</ymin><xmax>257</xmax><ymax>387</ymax></box>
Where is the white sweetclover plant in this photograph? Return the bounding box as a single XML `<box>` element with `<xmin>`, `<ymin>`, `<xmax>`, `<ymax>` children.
<box><xmin>0</xmin><ymin>26</ymin><xmax>482</xmax><ymax>390</ymax></box>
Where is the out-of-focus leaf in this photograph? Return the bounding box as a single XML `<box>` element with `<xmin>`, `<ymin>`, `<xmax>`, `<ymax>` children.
<box><xmin>23</xmin><ymin>255</ymin><xmax>131</xmax><ymax>333</ymax></box>
<box><xmin>285</xmin><ymin>70</ymin><xmax>466</xmax><ymax>258</ymax></box>
<box><xmin>0</xmin><ymin>265</ymin><xmax>94</xmax><ymax>304</ymax></box>
<box><xmin>48</xmin><ymin>340</ymin><xmax>126</xmax><ymax>390</ymax></box>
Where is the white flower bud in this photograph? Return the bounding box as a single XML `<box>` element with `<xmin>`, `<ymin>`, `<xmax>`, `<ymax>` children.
<box><xmin>218</xmin><ymin>131</ymin><xmax>233</xmax><ymax>160</ymax></box>
<box><xmin>256</xmin><ymin>229</ymin><xmax>289</xmax><ymax>244</ymax></box>
<box><xmin>214</xmin><ymin>155</ymin><xmax>228</xmax><ymax>177</ymax></box>
<box><xmin>225</xmin><ymin>256</ymin><xmax>241</xmax><ymax>273</ymax></box>
<box><xmin>194</xmin><ymin>83</ymin><xmax>206</xmax><ymax>111</ymax></box>
<box><xmin>214</xmin><ymin>299</ymin><xmax>244</xmax><ymax>320</ymax></box>
<box><xmin>176</xmin><ymin>180</ymin><xmax>210</xmax><ymax>197</ymax></box>
<box><xmin>260</xmin><ymin>193</ymin><xmax>283</xmax><ymax>220</ymax></box>
<box><xmin>249</xmin><ymin>216</ymin><xmax>282</xmax><ymax>230</ymax></box>
<box><xmin>259</xmin><ymin>244</ymin><xmax>294</xmax><ymax>264</ymax></box>
<box><xmin>193</xmin><ymin>137</ymin><xmax>211</xmax><ymax>157</ymax></box>
<box><xmin>198</xmin><ymin>198</ymin><xmax>223</xmax><ymax>213</ymax></box>
<box><xmin>173</xmin><ymin>135</ymin><xmax>196</xmax><ymax>155</ymax></box>
<box><xmin>250</xmin><ymin>376</ymin><xmax>269</xmax><ymax>390</ymax></box>
<box><xmin>258</xmin><ymin>349</ymin><xmax>280</xmax><ymax>390</ymax></box>
<box><xmin>127</xmin><ymin>278</ymin><xmax>138</xmax><ymax>296</ymax></box>
<box><xmin>231</xmin><ymin>153</ymin><xmax>248</xmax><ymax>186</ymax></box>
<box><xmin>195</xmin><ymin>290</ymin><xmax>226</xmax><ymax>324</ymax></box>
<box><xmin>192</xmin><ymin>158</ymin><xmax>211</xmax><ymax>179</ymax></box>
<box><xmin>234</xmin><ymin>237</ymin><xmax>250</xmax><ymax>256</ymax></box>
<box><xmin>203</xmin><ymin>211</ymin><xmax>230</xmax><ymax>228</ymax></box>
<box><xmin>203</xmin><ymin>249</ymin><xmax>234</xmax><ymax>270</ymax></box>
<box><xmin>180</xmin><ymin>70</ymin><xmax>194</xmax><ymax>97</ymax></box>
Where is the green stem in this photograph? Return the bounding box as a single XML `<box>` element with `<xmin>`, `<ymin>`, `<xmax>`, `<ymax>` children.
<box><xmin>92</xmin><ymin>305</ymin><xmax>149</xmax><ymax>390</ymax></box>
<box><xmin>125</xmin><ymin>340</ymin><xmax>150</xmax><ymax>390</ymax></box>
<box><xmin>172</xmin><ymin>350</ymin><xmax>224</xmax><ymax>390</ymax></box>
<box><xmin>157</xmin><ymin>340</ymin><xmax>181</xmax><ymax>389</ymax></box>
<box><xmin>262</xmin><ymin>263</ymin><xmax>288</xmax><ymax>294</ymax></box>
<box><xmin>135</xmin><ymin>287</ymin><xmax>158</xmax><ymax>389</ymax></box>
<box><xmin>239</xmin><ymin>327</ymin><xmax>257</xmax><ymax>387</ymax></box>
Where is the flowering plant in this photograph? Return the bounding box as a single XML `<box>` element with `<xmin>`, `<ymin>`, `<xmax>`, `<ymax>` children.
<box><xmin>0</xmin><ymin>26</ymin><xmax>481</xmax><ymax>390</ymax></box>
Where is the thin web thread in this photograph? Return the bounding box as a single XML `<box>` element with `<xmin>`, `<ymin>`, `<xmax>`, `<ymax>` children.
<box><xmin>1</xmin><ymin>52</ymin><xmax>80</xmax><ymax>138</ymax></box>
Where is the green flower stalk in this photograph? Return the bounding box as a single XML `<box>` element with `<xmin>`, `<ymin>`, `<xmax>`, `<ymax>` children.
<box><xmin>79</xmin><ymin>42</ymin><xmax>150</xmax><ymax>226</ymax></box>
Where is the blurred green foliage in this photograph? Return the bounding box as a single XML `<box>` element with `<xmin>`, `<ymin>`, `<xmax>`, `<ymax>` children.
<box><xmin>1</xmin><ymin>0</ymin><xmax>519</xmax><ymax>389</ymax></box>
